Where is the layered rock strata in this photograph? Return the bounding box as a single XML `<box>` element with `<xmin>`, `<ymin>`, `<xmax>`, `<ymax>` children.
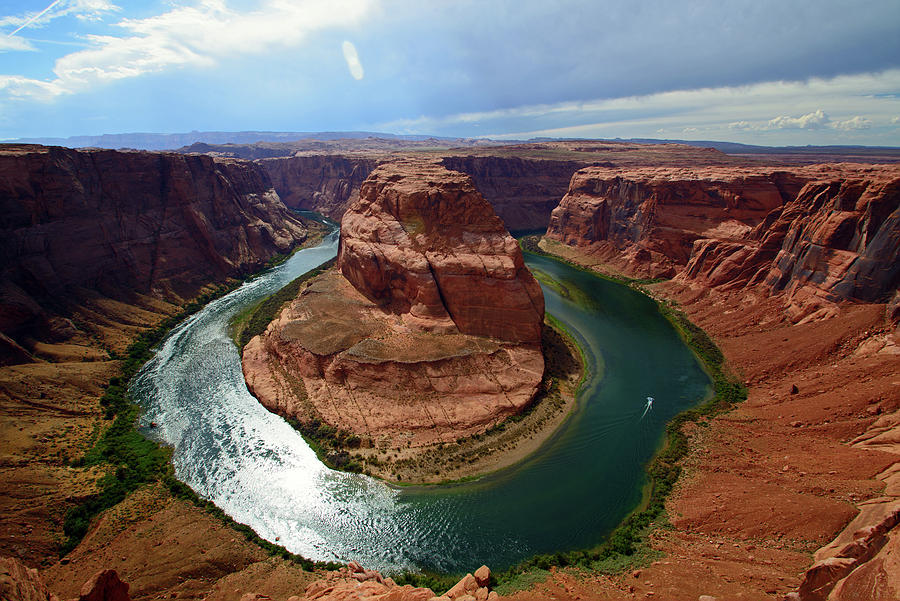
<box><xmin>547</xmin><ymin>164</ymin><xmax>899</xmax><ymax>321</ymax></box>
<box><xmin>243</xmin><ymin>161</ymin><xmax>545</xmax><ymax>448</ymax></box>
<box><xmin>0</xmin><ymin>144</ymin><xmax>307</xmax><ymax>362</ymax></box>
<box><xmin>439</xmin><ymin>155</ymin><xmax>584</xmax><ymax>230</ymax></box>
<box><xmin>260</xmin><ymin>155</ymin><xmax>377</xmax><ymax>219</ymax></box>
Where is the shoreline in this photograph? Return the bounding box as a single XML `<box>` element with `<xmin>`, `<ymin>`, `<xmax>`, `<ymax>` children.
<box><xmin>265</xmin><ymin>314</ymin><xmax>586</xmax><ymax>486</ymax></box>
<box><xmin>493</xmin><ymin>238</ymin><xmax>743</xmax><ymax>587</ymax></box>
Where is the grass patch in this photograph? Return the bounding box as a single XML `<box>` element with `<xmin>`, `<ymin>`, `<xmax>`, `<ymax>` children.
<box><xmin>230</xmin><ymin>258</ymin><xmax>336</xmax><ymax>349</ymax></box>
<box><xmin>60</xmin><ymin>260</ymin><xmax>341</xmax><ymax>574</ymax></box>
<box><xmin>489</xmin><ymin>242</ymin><xmax>746</xmax><ymax>592</ymax></box>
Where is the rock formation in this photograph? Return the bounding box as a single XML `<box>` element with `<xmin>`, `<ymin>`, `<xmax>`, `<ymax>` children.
<box><xmin>0</xmin><ymin>558</ymin><xmax>131</xmax><ymax>601</ymax></box>
<box><xmin>678</xmin><ymin>164</ymin><xmax>899</xmax><ymax>321</ymax></box>
<box><xmin>243</xmin><ymin>161</ymin><xmax>545</xmax><ymax>449</ymax></box>
<box><xmin>300</xmin><ymin>562</ymin><xmax>497</xmax><ymax>601</ymax></box>
<box><xmin>260</xmin><ymin>155</ymin><xmax>377</xmax><ymax>219</ymax></box>
<box><xmin>338</xmin><ymin>161</ymin><xmax>545</xmax><ymax>344</ymax></box>
<box><xmin>0</xmin><ymin>144</ymin><xmax>307</xmax><ymax>363</ymax></box>
<box><xmin>439</xmin><ymin>155</ymin><xmax>584</xmax><ymax>230</ymax></box>
<box><xmin>547</xmin><ymin>163</ymin><xmax>899</xmax><ymax>321</ymax></box>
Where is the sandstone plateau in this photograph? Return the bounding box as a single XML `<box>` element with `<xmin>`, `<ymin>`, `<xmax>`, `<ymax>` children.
<box><xmin>0</xmin><ymin>144</ymin><xmax>307</xmax><ymax>364</ymax></box>
<box><xmin>242</xmin><ymin>161</ymin><xmax>545</xmax><ymax>450</ymax></box>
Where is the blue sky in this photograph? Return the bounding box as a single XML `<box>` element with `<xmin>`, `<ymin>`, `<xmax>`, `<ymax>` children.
<box><xmin>1</xmin><ymin>0</ymin><xmax>899</xmax><ymax>144</ymax></box>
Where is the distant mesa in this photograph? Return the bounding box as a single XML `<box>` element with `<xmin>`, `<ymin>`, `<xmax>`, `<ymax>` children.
<box><xmin>242</xmin><ymin>160</ymin><xmax>546</xmax><ymax>451</ymax></box>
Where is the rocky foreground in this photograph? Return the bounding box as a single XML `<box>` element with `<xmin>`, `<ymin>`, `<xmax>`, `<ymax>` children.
<box><xmin>0</xmin><ymin>555</ymin><xmax>498</xmax><ymax>601</ymax></box>
<box><xmin>243</xmin><ymin>161</ymin><xmax>545</xmax><ymax>455</ymax></box>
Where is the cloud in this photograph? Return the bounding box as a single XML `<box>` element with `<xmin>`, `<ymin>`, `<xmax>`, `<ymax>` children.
<box><xmin>0</xmin><ymin>35</ymin><xmax>36</xmax><ymax>51</ymax></box>
<box><xmin>766</xmin><ymin>109</ymin><xmax>829</xmax><ymax>129</ymax></box>
<box><xmin>0</xmin><ymin>0</ymin><xmax>119</xmax><ymax>32</ymax></box>
<box><xmin>342</xmin><ymin>40</ymin><xmax>363</xmax><ymax>80</ymax></box>
<box><xmin>377</xmin><ymin>69</ymin><xmax>900</xmax><ymax>144</ymax></box>
<box><xmin>2</xmin><ymin>0</ymin><xmax>374</xmax><ymax>99</ymax></box>
<box><xmin>832</xmin><ymin>115</ymin><xmax>872</xmax><ymax>130</ymax></box>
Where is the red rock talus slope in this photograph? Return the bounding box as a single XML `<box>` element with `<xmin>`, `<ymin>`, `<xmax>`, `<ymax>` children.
<box><xmin>243</xmin><ymin>161</ymin><xmax>545</xmax><ymax>448</ymax></box>
<box><xmin>0</xmin><ymin>144</ymin><xmax>307</xmax><ymax>362</ymax></box>
<box><xmin>260</xmin><ymin>155</ymin><xmax>377</xmax><ymax>220</ymax></box>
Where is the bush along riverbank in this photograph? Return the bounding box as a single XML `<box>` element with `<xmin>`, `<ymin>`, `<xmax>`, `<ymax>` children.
<box><xmin>488</xmin><ymin>237</ymin><xmax>747</xmax><ymax>592</ymax></box>
<box><xmin>60</xmin><ymin>261</ymin><xmax>341</xmax><ymax>573</ymax></box>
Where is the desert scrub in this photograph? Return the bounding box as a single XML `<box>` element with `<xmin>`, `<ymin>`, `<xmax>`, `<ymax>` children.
<box><xmin>61</xmin><ymin>262</ymin><xmax>342</xmax><ymax>574</ymax></box>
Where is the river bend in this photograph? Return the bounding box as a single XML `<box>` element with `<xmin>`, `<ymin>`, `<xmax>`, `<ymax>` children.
<box><xmin>132</xmin><ymin>231</ymin><xmax>710</xmax><ymax>573</ymax></box>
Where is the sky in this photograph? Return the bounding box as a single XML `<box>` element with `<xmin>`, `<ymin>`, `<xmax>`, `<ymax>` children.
<box><xmin>1</xmin><ymin>0</ymin><xmax>899</xmax><ymax>145</ymax></box>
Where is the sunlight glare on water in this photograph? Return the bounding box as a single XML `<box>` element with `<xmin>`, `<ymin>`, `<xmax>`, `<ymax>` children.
<box><xmin>131</xmin><ymin>230</ymin><xmax>710</xmax><ymax>574</ymax></box>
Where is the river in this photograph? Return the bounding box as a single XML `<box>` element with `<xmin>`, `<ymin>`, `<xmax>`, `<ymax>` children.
<box><xmin>132</xmin><ymin>229</ymin><xmax>710</xmax><ymax>574</ymax></box>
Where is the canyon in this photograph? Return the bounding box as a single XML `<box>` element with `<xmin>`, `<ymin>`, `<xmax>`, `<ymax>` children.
<box><xmin>0</xmin><ymin>144</ymin><xmax>309</xmax><ymax>363</ymax></box>
<box><xmin>1</xmin><ymin>139</ymin><xmax>898</xmax><ymax>601</ymax></box>
<box><xmin>242</xmin><ymin>160</ymin><xmax>547</xmax><ymax>464</ymax></box>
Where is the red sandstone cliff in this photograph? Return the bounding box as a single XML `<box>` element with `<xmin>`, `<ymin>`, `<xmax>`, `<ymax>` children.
<box><xmin>680</xmin><ymin>165</ymin><xmax>899</xmax><ymax>320</ymax></box>
<box><xmin>439</xmin><ymin>155</ymin><xmax>584</xmax><ymax>231</ymax></box>
<box><xmin>243</xmin><ymin>161</ymin><xmax>545</xmax><ymax>449</ymax></box>
<box><xmin>338</xmin><ymin>160</ymin><xmax>545</xmax><ymax>344</ymax></box>
<box><xmin>259</xmin><ymin>155</ymin><xmax>377</xmax><ymax>219</ymax></box>
<box><xmin>0</xmin><ymin>144</ymin><xmax>307</xmax><ymax>362</ymax></box>
<box><xmin>546</xmin><ymin>164</ymin><xmax>899</xmax><ymax>320</ymax></box>
<box><xmin>546</xmin><ymin>166</ymin><xmax>810</xmax><ymax>278</ymax></box>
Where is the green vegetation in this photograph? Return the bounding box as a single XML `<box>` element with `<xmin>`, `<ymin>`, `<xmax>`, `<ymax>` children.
<box><xmin>60</xmin><ymin>267</ymin><xmax>342</xmax><ymax>574</ymax></box>
<box><xmin>488</xmin><ymin>241</ymin><xmax>746</xmax><ymax>591</ymax></box>
<box><xmin>286</xmin><ymin>417</ymin><xmax>366</xmax><ymax>474</ymax></box>
<box><xmin>63</xmin><ymin>283</ymin><xmax>237</xmax><ymax>554</ymax></box>
<box><xmin>230</xmin><ymin>258</ymin><xmax>336</xmax><ymax>349</ymax></box>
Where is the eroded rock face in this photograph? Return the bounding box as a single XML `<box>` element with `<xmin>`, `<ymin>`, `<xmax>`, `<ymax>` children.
<box><xmin>440</xmin><ymin>155</ymin><xmax>583</xmax><ymax>231</ymax></box>
<box><xmin>0</xmin><ymin>557</ymin><xmax>56</xmax><ymax>601</ymax></box>
<box><xmin>243</xmin><ymin>161</ymin><xmax>545</xmax><ymax>447</ymax></box>
<box><xmin>339</xmin><ymin>161</ymin><xmax>544</xmax><ymax>344</ymax></box>
<box><xmin>260</xmin><ymin>155</ymin><xmax>377</xmax><ymax>220</ymax></box>
<box><xmin>0</xmin><ymin>144</ymin><xmax>306</xmax><ymax>359</ymax></box>
<box><xmin>546</xmin><ymin>166</ymin><xmax>809</xmax><ymax>278</ymax></box>
<box><xmin>679</xmin><ymin>164</ymin><xmax>899</xmax><ymax>321</ymax></box>
<box><xmin>547</xmin><ymin>163</ymin><xmax>899</xmax><ymax>321</ymax></box>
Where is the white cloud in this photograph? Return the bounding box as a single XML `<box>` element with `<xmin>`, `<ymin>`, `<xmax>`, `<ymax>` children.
<box><xmin>378</xmin><ymin>70</ymin><xmax>900</xmax><ymax>144</ymax></box>
<box><xmin>1</xmin><ymin>0</ymin><xmax>374</xmax><ymax>99</ymax></box>
<box><xmin>0</xmin><ymin>0</ymin><xmax>119</xmax><ymax>32</ymax></box>
<box><xmin>767</xmin><ymin>109</ymin><xmax>829</xmax><ymax>129</ymax></box>
<box><xmin>0</xmin><ymin>35</ymin><xmax>36</xmax><ymax>51</ymax></box>
<box><xmin>833</xmin><ymin>115</ymin><xmax>872</xmax><ymax>130</ymax></box>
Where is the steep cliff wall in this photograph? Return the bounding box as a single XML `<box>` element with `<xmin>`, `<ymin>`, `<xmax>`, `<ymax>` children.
<box><xmin>546</xmin><ymin>166</ymin><xmax>810</xmax><ymax>278</ymax></box>
<box><xmin>680</xmin><ymin>165</ymin><xmax>899</xmax><ymax>320</ymax></box>
<box><xmin>0</xmin><ymin>144</ymin><xmax>307</xmax><ymax>358</ymax></box>
<box><xmin>546</xmin><ymin>163</ymin><xmax>899</xmax><ymax>320</ymax></box>
<box><xmin>243</xmin><ymin>161</ymin><xmax>545</xmax><ymax>449</ymax></box>
<box><xmin>259</xmin><ymin>153</ymin><xmax>583</xmax><ymax>231</ymax></box>
<box><xmin>259</xmin><ymin>155</ymin><xmax>377</xmax><ymax>219</ymax></box>
<box><xmin>440</xmin><ymin>155</ymin><xmax>584</xmax><ymax>230</ymax></box>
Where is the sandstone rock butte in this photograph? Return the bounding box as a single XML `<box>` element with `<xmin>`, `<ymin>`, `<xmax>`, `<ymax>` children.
<box><xmin>338</xmin><ymin>160</ymin><xmax>545</xmax><ymax>344</ymax></box>
<box><xmin>243</xmin><ymin>160</ymin><xmax>545</xmax><ymax>448</ymax></box>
